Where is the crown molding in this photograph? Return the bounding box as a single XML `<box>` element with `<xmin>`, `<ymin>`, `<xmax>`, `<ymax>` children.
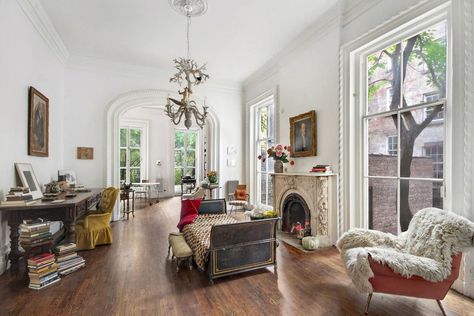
<box><xmin>243</xmin><ymin>3</ymin><xmax>341</xmax><ymax>89</ymax></box>
<box><xmin>16</xmin><ymin>0</ymin><xmax>69</xmax><ymax>64</ymax></box>
<box><xmin>66</xmin><ymin>54</ymin><xmax>242</xmax><ymax>94</ymax></box>
<box><xmin>341</xmin><ymin>0</ymin><xmax>384</xmax><ymax>27</ymax></box>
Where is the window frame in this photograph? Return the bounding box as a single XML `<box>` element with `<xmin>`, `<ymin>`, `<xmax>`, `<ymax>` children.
<box><xmin>119</xmin><ymin>119</ymin><xmax>149</xmax><ymax>184</ymax></box>
<box><xmin>340</xmin><ymin>3</ymin><xmax>453</xmax><ymax>233</ymax></box>
<box><xmin>173</xmin><ymin>128</ymin><xmax>201</xmax><ymax>193</ymax></box>
<box><xmin>247</xmin><ymin>89</ymin><xmax>278</xmax><ymax>208</ymax></box>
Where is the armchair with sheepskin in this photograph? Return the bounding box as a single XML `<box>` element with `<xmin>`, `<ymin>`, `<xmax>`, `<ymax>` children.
<box><xmin>75</xmin><ymin>187</ymin><xmax>120</xmax><ymax>250</ymax></box>
<box><xmin>337</xmin><ymin>208</ymin><xmax>474</xmax><ymax>315</ymax></box>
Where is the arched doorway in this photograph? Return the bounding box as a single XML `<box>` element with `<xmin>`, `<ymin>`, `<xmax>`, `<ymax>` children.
<box><xmin>105</xmin><ymin>89</ymin><xmax>220</xmax><ymax>220</ymax></box>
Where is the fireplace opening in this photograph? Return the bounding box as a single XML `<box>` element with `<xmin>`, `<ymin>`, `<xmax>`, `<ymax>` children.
<box><xmin>281</xmin><ymin>193</ymin><xmax>311</xmax><ymax>236</ymax></box>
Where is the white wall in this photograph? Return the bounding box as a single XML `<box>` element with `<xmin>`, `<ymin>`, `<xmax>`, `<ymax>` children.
<box><xmin>0</xmin><ymin>0</ymin><xmax>65</xmax><ymax>273</ymax></box>
<box><xmin>62</xmin><ymin>64</ymin><xmax>244</xmax><ymax>194</ymax></box>
<box><xmin>244</xmin><ymin>9</ymin><xmax>341</xmax><ymax>176</ymax></box>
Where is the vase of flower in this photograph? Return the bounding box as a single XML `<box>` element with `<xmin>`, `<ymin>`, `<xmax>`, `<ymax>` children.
<box><xmin>258</xmin><ymin>144</ymin><xmax>294</xmax><ymax>174</ymax></box>
<box><xmin>274</xmin><ymin>160</ymin><xmax>284</xmax><ymax>173</ymax></box>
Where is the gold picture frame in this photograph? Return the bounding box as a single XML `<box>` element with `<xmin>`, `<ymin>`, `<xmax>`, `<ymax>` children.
<box><xmin>289</xmin><ymin>110</ymin><xmax>317</xmax><ymax>157</ymax></box>
<box><xmin>28</xmin><ymin>87</ymin><xmax>49</xmax><ymax>157</ymax></box>
<box><xmin>77</xmin><ymin>147</ymin><xmax>94</xmax><ymax>160</ymax></box>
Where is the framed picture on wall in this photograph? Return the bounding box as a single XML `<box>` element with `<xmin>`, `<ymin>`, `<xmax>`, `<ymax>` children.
<box><xmin>77</xmin><ymin>147</ymin><xmax>94</xmax><ymax>160</ymax></box>
<box><xmin>28</xmin><ymin>87</ymin><xmax>49</xmax><ymax>157</ymax></box>
<box><xmin>289</xmin><ymin>110</ymin><xmax>317</xmax><ymax>157</ymax></box>
<box><xmin>15</xmin><ymin>163</ymin><xmax>43</xmax><ymax>200</ymax></box>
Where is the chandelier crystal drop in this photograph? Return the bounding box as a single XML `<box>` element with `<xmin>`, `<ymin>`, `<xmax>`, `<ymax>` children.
<box><xmin>165</xmin><ymin>0</ymin><xmax>209</xmax><ymax>129</ymax></box>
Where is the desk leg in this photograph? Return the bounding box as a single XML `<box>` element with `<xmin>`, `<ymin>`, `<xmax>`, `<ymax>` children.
<box><xmin>64</xmin><ymin>208</ymin><xmax>76</xmax><ymax>243</ymax></box>
<box><xmin>7</xmin><ymin>218</ymin><xmax>21</xmax><ymax>272</ymax></box>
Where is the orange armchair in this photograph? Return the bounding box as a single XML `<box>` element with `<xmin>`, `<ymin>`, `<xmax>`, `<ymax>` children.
<box><xmin>365</xmin><ymin>254</ymin><xmax>462</xmax><ymax>315</ymax></box>
<box><xmin>228</xmin><ymin>184</ymin><xmax>249</xmax><ymax>213</ymax></box>
<box><xmin>75</xmin><ymin>187</ymin><xmax>119</xmax><ymax>250</ymax></box>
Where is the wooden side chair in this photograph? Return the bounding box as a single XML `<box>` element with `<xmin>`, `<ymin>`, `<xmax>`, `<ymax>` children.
<box><xmin>228</xmin><ymin>184</ymin><xmax>249</xmax><ymax>213</ymax></box>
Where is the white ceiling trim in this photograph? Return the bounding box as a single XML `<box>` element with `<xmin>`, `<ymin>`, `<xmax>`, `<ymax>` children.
<box><xmin>341</xmin><ymin>0</ymin><xmax>384</xmax><ymax>27</ymax></box>
<box><xmin>66</xmin><ymin>54</ymin><xmax>242</xmax><ymax>94</ymax></box>
<box><xmin>16</xmin><ymin>0</ymin><xmax>69</xmax><ymax>64</ymax></box>
<box><xmin>243</xmin><ymin>3</ymin><xmax>340</xmax><ymax>88</ymax></box>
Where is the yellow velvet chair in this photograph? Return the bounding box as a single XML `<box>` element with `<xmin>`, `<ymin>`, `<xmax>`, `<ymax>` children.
<box><xmin>75</xmin><ymin>187</ymin><xmax>119</xmax><ymax>250</ymax></box>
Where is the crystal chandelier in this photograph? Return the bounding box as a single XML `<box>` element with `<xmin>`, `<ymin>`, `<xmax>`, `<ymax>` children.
<box><xmin>165</xmin><ymin>0</ymin><xmax>209</xmax><ymax>129</ymax></box>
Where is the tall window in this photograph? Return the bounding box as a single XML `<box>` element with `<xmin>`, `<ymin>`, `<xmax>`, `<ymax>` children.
<box><xmin>255</xmin><ymin>101</ymin><xmax>274</xmax><ymax>206</ymax></box>
<box><xmin>120</xmin><ymin>127</ymin><xmax>143</xmax><ymax>183</ymax></box>
<box><xmin>174</xmin><ymin>130</ymin><xmax>198</xmax><ymax>192</ymax></box>
<box><xmin>365</xmin><ymin>21</ymin><xmax>447</xmax><ymax>234</ymax></box>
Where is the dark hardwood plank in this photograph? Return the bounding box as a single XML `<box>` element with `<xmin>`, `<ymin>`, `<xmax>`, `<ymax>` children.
<box><xmin>0</xmin><ymin>197</ymin><xmax>473</xmax><ymax>315</ymax></box>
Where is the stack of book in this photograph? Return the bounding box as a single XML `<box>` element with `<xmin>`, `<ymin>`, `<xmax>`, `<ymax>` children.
<box><xmin>0</xmin><ymin>187</ymin><xmax>35</xmax><ymax>206</ymax></box>
<box><xmin>19</xmin><ymin>219</ymin><xmax>53</xmax><ymax>248</ymax></box>
<box><xmin>54</xmin><ymin>243</ymin><xmax>85</xmax><ymax>276</ymax></box>
<box><xmin>27</xmin><ymin>253</ymin><xmax>60</xmax><ymax>290</ymax></box>
<box><xmin>311</xmin><ymin>165</ymin><xmax>333</xmax><ymax>174</ymax></box>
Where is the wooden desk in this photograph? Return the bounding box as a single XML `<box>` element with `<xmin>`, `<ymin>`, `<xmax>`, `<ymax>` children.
<box><xmin>0</xmin><ymin>189</ymin><xmax>102</xmax><ymax>272</ymax></box>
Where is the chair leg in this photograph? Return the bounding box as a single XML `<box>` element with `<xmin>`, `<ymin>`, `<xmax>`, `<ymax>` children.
<box><xmin>436</xmin><ymin>300</ymin><xmax>447</xmax><ymax>316</ymax></box>
<box><xmin>365</xmin><ymin>293</ymin><xmax>373</xmax><ymax>315</ymax></box>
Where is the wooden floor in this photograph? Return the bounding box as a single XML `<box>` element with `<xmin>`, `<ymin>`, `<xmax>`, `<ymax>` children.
<box><xmin>1</xmin><ymin>197</ymin><xmax>474</xmax><ymax>316</ymax></box>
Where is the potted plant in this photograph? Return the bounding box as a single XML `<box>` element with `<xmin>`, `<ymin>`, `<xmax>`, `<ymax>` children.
<box><xmin>207</xmin><ymin>171</ymin><xmax>218</xmax><ymax>184</ymax></box>
<box><xmin>258</xmin><ymin>144</ymin><xmax>294</xmax><ymax>173</ymax></box>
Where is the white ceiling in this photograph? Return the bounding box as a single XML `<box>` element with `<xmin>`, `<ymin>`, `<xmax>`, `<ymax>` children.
<box><xmin>41</xmin><ymin>0</ymin><xmax>337</xmax><ymax>83</ymax></box>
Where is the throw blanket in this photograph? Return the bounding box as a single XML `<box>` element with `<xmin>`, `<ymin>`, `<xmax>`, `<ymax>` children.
<box><xmin>182</xmin><ymin>214</ymin><xmax>238</xmax><ymax>270</ymax></box>
<box><xmin>337</xmin><ymin>208</ymin><xmax>474</xmax><ymax>293</ymax></box>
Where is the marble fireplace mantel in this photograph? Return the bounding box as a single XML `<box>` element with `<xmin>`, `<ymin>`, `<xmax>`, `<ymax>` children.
<box><xmin>271</xmin><ymin>172</ymin><xmax>337</xmax><ymax>247</ymax></box>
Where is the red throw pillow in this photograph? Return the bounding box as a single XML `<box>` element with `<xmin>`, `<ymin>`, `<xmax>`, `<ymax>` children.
<box><xmin>177</xmin><ymin>198</ymin><xmax>202</xmax><ymax>231</ymax></box>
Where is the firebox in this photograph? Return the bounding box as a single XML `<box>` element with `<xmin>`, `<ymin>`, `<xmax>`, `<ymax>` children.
<box><xmin>281</xmin><ymin>193</ymin><xmax>311</xmax><ymax>235</ymax></box>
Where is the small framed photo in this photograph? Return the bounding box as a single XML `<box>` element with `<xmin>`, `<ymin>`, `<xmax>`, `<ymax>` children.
<box><xmin>15</xmin><ymin>163</ymin><xmax>43</xmax><ymax>200</ymax></box>
<box><xmin>77</xmin><ymin>147</ymin><xmax>94</xmax><ymax>160</ymax></box>
<box><xmin>28</xmin><ymin>87</ymin><xmax>49</xmax><ymax>157</ymax></box>
<box><xmin>58</xmin><ymin>169</ymin><xmax>77</xmax><ymax>185</ymax></box>
<box><xmin>290</xmin><ymin>110</ymin><xmax>317</xmax><ymax>157</ymax></box>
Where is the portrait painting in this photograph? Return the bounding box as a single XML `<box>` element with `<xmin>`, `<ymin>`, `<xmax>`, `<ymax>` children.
<box><xmin>289</xmin><ymin>110</ymin><xmax>317</xmax><ymax>157</ymax></box>
<box><xmin>28</xmin><ymin>87</ymin><xmax>49</xmax><ymax>157</ymax></box>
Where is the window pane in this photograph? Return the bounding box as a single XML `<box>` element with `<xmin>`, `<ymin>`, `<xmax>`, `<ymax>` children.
<box><xmin>368</xmin><ymin>115</ymin><xmax>398</xmax><ymax>176</ymax></box>
<box><xmin>259</xmin><ymin>140</ymin><xmax>268</xmax><ymax>172</ymax></box>
<box><xmin>400</xmin><ymin>105</ymin><xmax>444</xmax><ymax>178</ymax></box>
<box><xmin>367</xmin><ymin>44</ymin><xmax>400</xmax><ymax>114</ymax></box>
<box><xmin>186</xmin><ymin>150</ymin><xmax>196</xmax><ymax>167</ymax></box>
<box><xmin>129</xmin><ymin>129</ymin><xmax>141</xmax><ymax>147</ymax></box>
<box><xmin>403</xmin><ymin>22</ymin><xmax>447</xmax><ymax>107</ymax></box>
<box><xmin>259</xmin><ymin>106</ymin><xmax>268</xmax><ymax>139</ymax></box>
<box><xmin>130</xmin><ymin>169</ymin><xmax>141</xmax><ymax>183</ymax></box>
<box><xmin>175</xmin><ymin>150</ymin><xmax>184</xmax><ymax>167</ymax></box>
<box><xmin>187</xmin><ymin>132</ymin><xmax>197</xmax><ymax>149</ymax></box>
<box><xmin>120</xmin><ymin>149</ymin><xmax>126</xmax><ymax>168</ymax></box>
<box><xmin>267</xmin><ymin>174</ymin><xmax>273</xmax><ymax>206</ymax></box>
<box><xmin>368</xmin><ymin>178</ymin><xmax>398</xmax><ymax>234</ymax></box>
<box><xmin>175</xmin><ymin>131</ymin><xmax>185</xmax><ymax>149</ymax></box>
<box><xmin>260</xmin><ymin>173</ymin><xmax>267</xmax><ymax>205</ymax></box>
<box><xmin>120</xmin><ymin>169</ymin><xmax>126</xmax><ymax>182</ymax></box>
<box><xmin>120</xmin><ymin>128</ymin><xmax>127</xmax><ymax>147</ymax></box>
<box><xmin>400</xmin><ymin>179</ymin><xmax>443</xmax><ymax>231</ymax></box>
<box><xmin>130</xmin><ymin>149</ymin><xmax>141</xmax><ymax>167</ymax></box>
<box><xmin>175</xmin><ymin>168</ymin><xmax>183</xmax><ymax>185</ymax></box>
<box><xmin>185</xmin><ymin>168</ymin><xmax>196</xmax><ymax>178</ymax></box>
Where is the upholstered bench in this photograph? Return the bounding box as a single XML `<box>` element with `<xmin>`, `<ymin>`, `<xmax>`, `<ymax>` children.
<box><xmin>168</xmin><ymin>232</ymin><xmax>193</xmax><ymax>272</ymax></box>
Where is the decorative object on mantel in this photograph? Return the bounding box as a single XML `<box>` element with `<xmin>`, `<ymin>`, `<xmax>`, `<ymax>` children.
<box><xmin>28</xmin><ymin>87</ymin><xmax>49</xmax><ymax>157</ymax></box>
<box><xmin>258</xmin><ymin>144</ymin><xmax>294</xmax><ymax>173</ymax></box>
<box><xmin>290</xmin><ymin>110</ymin><xmax>317</xmax><ymax>157</ymax></box>
<box><xmin>77</xmin><ymin>147</ymin><xmax>94</xmax><ymax>160</ymax></box>
<box><xmin>311</xmin><ymin>164</ymin><xmax>333</xmax><ymax>174</ymax></box>
<box><xmin>206</xmin><ymin>170</ymin><xmax>218</xmax><ymax>184</ymax></box>
<box><xmin>165</xmin><ymin>0</ymin><xmax>209</xmax><ymax>129</ymax></box>
<box><xmin>15</xmin><ymin>163</ymin><xmax>43</xmax><ymax>200</ymax></box>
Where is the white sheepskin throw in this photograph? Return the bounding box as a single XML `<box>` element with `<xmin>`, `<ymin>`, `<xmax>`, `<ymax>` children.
<box><xmin>336</xmin><ymin>208</ymin><xmax>474</xmax><ymax>293</ymax></box>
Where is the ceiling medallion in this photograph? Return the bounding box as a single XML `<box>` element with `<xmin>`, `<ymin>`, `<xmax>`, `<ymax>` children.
<box><xmin>165</xmin><ymin>0</ymin><xmax>210</xmax><ymax>129</ymax></box>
